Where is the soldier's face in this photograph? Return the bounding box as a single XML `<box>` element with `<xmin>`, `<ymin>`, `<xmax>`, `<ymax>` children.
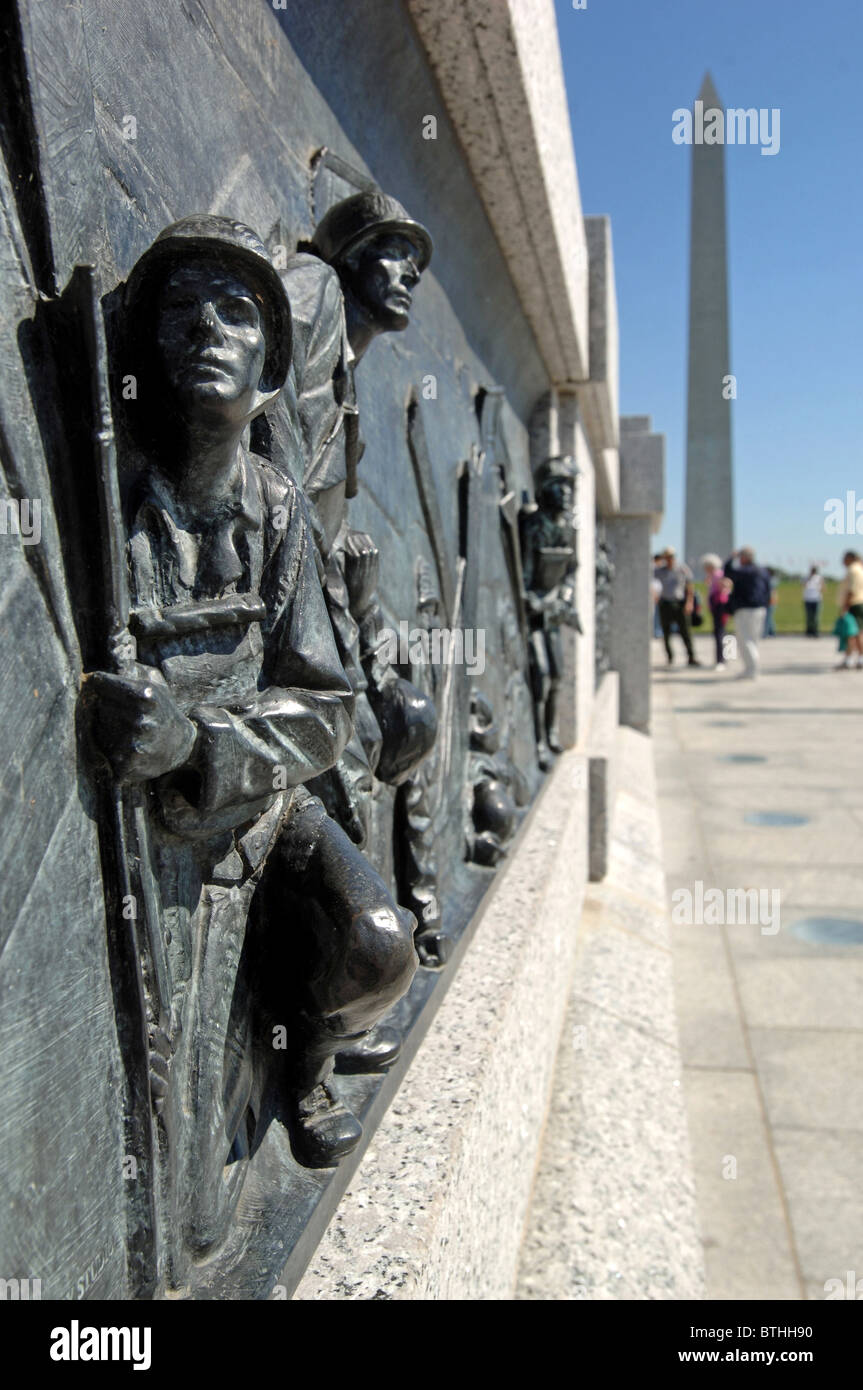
<box><xmin>544</xmin><ymin>480</ymin><xmax>574</xmax><ymax>514</ymax></box>
<box><xmin>157</xmin><ymin>263</ymin><xmax>267</xmax><ymax>424</ymax></box>
<box><xmin>347</xmin><ymin>234</ymin><xmax>422</xmax><ymax>331</ymax></box>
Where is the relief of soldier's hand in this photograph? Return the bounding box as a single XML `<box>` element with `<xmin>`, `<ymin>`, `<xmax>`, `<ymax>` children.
<box><xmin>343</xmin><ymin>530</ymin><xmax>380</xmax><ymax>616</ymax></box>
<box><xmin>541</xmin><ymin>590</ymin><xmax>565</xmax><ymax>620</ymax></box>
<box><xmin>559</xmin><ymin>602</ymin><xmax>583</xmax><ymax>631</ymax></box>
<box><xmin>81</xmin><ymin>665</ymin><xmax>197</xmax><ymax>785</ymax></box>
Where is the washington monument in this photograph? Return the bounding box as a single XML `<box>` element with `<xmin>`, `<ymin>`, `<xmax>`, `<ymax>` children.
<box><xmin>685</xmin><ymin>72</ymin><xmax>733</xmax><ymax>570</ymax></box>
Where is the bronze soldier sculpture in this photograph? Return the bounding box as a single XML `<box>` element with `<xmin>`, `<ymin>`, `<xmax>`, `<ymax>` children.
<box><xmin>269</xmin><ymin>191</ymin><xmax>445</xmax><ymax>970</ymax></box>
<box><xmin>80</xmin><ymin>217</ymin><xmax>417</xmax><ymax>1283</ymax></box>
<box><xmin>520</xmin><ymin>454</ymin><xmax>581</xmax><ymax>769</ymax></box>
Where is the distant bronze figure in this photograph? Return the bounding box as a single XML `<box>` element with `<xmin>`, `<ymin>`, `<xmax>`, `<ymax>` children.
<box><xmin>520</xmin><ymin>455</ymin><xmax>581</xmax><ymax>769</ymax></box>
<box><xmin>79</xmin><ymin>217</ymin><xmax>418</xmax><ymax>1285</ymax></box>
<box><xmin>595</xmin><ymin>521</ymin><xmax>615</xmax><ymax>684</ymax></box>
<box><xmin>465</xmin><ymin>691</ymin><xmax>529</xmax><ymax>865</ymax></box>
<box><xmin>393</xmin><ymin>556</ymin><xmax>453</xmax><ymax>966</ymax></box>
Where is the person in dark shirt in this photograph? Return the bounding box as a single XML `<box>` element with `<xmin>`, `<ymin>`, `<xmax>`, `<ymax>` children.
<box><xmin>724</xmin><ymin>547</ymin><xmax>771</xmax><ymax>679</ymax></box>
<box><xmin>653</xmin><ymin>547</ymin><xmax>700</xmax><ymax>666</ymax></box>
<box><xmin>764</xmin><ymin>566</ymin><xmax>779</xmax><ymax>637</ymax></box>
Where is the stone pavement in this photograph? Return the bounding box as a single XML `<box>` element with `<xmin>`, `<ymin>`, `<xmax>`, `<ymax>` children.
<box><xmin>652</xmin><ymin>630</ymin><xmax>863</xmax><ymax>1300</ymax></box>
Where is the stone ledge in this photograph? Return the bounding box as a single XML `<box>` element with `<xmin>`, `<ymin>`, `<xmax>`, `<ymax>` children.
<box><xmin>516</xmin><ymin>726</ymin><xmax>705</xmax><ymax>1300</ymax></box>
<box><xmin>407</xmin><ymin>0</ymin><xmax>589</xmax><ymax>385</ymax></box>
<box><xmin>596</xmin><ymin>446</ymin><xmax>620</xmax><ymax>519</ymax></box>
<box><xmin>578</xmin><ymin>217</ymin><xmax>619</xmax><ymax>459</ymax></box>
<box><xmin>588</xmin><ymin>670</ymin><xmax>619</xmax><ymax>882</ymax></box>
<box><xmin>294</xmin><ymin>748</ymin><xmax>589</xmax><ymax>1300</ymax></box>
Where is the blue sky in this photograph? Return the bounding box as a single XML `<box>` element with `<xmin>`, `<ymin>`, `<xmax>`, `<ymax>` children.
<box><xmin>555</xmin><ymin>0</ymin><xmax>862</xmax><ymax>576</ymax></box>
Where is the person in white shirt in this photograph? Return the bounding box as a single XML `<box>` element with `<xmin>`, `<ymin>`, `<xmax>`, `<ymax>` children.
<box><xmin>802</xmin><ymin>566</ymin><xmax>822</xmax><ymax>637</ymax></box>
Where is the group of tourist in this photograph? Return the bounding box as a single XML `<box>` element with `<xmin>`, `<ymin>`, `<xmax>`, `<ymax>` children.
<box><xmin>652</xmin><ymin>546</ymin><xmax>770</xmax><ymax>678</ymax></box>
<box><xmin>651</xmin><ymin>549</ymin><xmax>863</xmax><ymax>679</ymax></box>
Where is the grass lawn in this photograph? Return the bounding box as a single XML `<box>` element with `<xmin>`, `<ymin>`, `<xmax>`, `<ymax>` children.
<box><xmin>692</xmin><ymin>579</ymin><xmax>840</xmax><ymax>636</ymax></box>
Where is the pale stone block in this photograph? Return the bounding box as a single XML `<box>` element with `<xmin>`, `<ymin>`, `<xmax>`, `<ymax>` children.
<box><xmin>596</xmin><ymin>445</ymin><xmax>620</xmax><ymax>518</ymax></box>
<box><xmin>578</xmin><ymin>216</ymin><xmax>619</xmax><ymax>458</ymax></box>
<box><xmin>620</xmin><ymin>415</ymin><xmax>652</xmax><ymax>435</ymax></box>
<box><xmin>587</xmin><ymin>670</ymin><xmax>619</xmax><ymax>880</ymax></box>
<box><xmin>607</xmin><ymin>417</ymin><xmax>666</xmax><ymax>731</ymax></box>
<box><xmin>516</xmin><ymin>727</ymin><xmax>704</xmax><ymax>1301</ymax></box>
<box><xmin>408</xmin><ymin>0</ymin><xmax>589</xmax><ymax>383</ymax></box>
<box><xmin>608</xmin><ymin>516</ymin><xmax>653</xmax><ymax>731</ymax></box>
<box><xmin>619</xmin><ymin>427</ymin><xmax>664</xmax><ymax>522</ymax></box>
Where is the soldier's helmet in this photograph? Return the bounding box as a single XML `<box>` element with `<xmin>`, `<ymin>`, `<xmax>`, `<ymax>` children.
<box><xmin>124</xmin><ymin>215</ymin><xmax>292</xmax><ymax>392</ymax></box>
<box><xmin>535</xmin><ymin>454</ymin><xmax>578</xmax><ymax>493</ymax></box>
<box><xmin>310</xmin><ymin>191</ymin><xmax>433</xmax><ymax>274</ymax></box>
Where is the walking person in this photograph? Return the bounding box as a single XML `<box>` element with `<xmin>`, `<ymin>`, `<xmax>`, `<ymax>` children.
<box><xmin>833</xmin><ymin>610</ymin><xmax>859</xmax><ymax>664</ymax></box>
<box><xmin>802</xmin><ymin>565</ymin><xmax>823</xmax><ymax>636</ymax></box>
<box><xmin>763</xmin><ymin>567</ymin><xmax>779</xmax><ymax>636</ymax></box>
<box><xmin>702</xmin><ymin>553</ymin><xmax>732</xmax><ymax>668</ymax></box>
<box><xmin>724</xmin><ymin>547</ymin><xmax>771</xmax><ymax>680</ymax></box>
<box><xmin>651</xmin><ymin>555</ymin><xmax>663</xmax><ymax>638</ymax></box>
<box><xmin>836</xmin><ymin>551</ymin><xmax>863</xmax><ymax>669</ymax></box>
<box><xmin>654</xmin><ymin>547</ymin><xmax>700</xmax><ymax>667</ymax></box>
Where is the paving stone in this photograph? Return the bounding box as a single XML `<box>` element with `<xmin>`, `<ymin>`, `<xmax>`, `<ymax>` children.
<box><xmin>771</xmin><ymin>1127</ymin><xmax>863</xmax><ymax>1291</ymax></box>
<box><xmin>682</xmin><ymin>1069</ymin><xmax>801</xmax><ymax>1301</ymax></box>
<box><xmin>672</xmin><ymin>946</ymin><xmax>749</xmax><ymax>1069</ymax></box>
<box><xmin>653</xmin><ymin>638</ymin><xmax>863</xmax><ymax>1302</ymax></box>
<box><xmin>749</xmin><ymin>1029</ymin><xmax>863</xmax><ymax>1133</ymax></box>
<box><xmin>736</xmin><ymin>959</ymin><xmax>863</xmax><ymax>1030</ymax></box>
